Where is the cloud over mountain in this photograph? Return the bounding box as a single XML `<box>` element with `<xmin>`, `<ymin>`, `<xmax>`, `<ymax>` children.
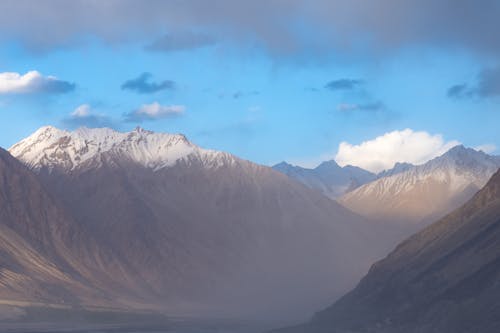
<box><xmin>334</xmin><ymin>129</ymin><xmax>460</xmax><ymax>173</ymax></box>
<box><xmin>124</xmin><ymin>102</ymin><xmax>185</xmax><ymax>122</ymax></box>
<box><xmin>62</xmin><ymin>104</ymin><xmax>113</xmax><ymax>128</ymax></box>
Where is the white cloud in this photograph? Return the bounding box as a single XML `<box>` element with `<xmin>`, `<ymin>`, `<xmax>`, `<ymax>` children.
<box><xmin>334</xmin><ymin>129</ymin><xmax>461</xmax><ymax>173</ymax></box>
<box><xmin>474</xmin><ymin>144</ymin><xmax>497</xmax><ymax>154</ymax></box>
<box><xmin>63</xmin><ymin>104</ymin><xmax>113</xmax><ymax>128</ymax></box>
<box><xmin>0</xmin><ymin>70</ymin><xmax>75</xmax><ymax>94</ymax></box>
<box><xmin>71</xmin><ymin>104</ymin><xmax>91</xmax><ymax>118</ymax></box>
<box><xmin>125</xmin><ymin>102</ymin><xmax>185</xmax><ymax>122</ymax></box>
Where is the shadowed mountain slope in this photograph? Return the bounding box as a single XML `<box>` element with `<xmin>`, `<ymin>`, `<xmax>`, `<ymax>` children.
<box><xmin>276</xmin><ymin>168</ymin><xmax>500</xmax><ymax>333</ymax></box>
<box><xmin>0</xmin><ymin>148</ymin><xmax>142</xmax><ymax>310</ymax></box>
<box><xmin>8</xmin><ymin>126</ymin><xmax>391</xmax><ymax>321</ymax></box>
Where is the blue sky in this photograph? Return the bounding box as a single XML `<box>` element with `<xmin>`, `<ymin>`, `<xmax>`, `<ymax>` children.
<box><xmin>0</xmin><ymin>1</ymin><xmax>498</xmax><ymax>170</ymax></box>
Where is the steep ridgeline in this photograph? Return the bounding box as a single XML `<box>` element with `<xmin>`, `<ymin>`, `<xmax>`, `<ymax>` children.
<box><xmin>0</xmin><ymin>148</ymin><xmax>142</xmax><ymax>310</ymax></box>
<box><xmin>339</xmin><ymin>145</ymin><xmax>500</xmax><ymax>232</ymax></box>
<box><xmin>272</xmin><ymin>161</ymin><xmax>376</xmax><ymax>199</ymax></box>
<box><xmin>376</xmin><ymin>161</ymin><xmax>413</xmax><ymax>178</ymax></box>
<box><xmin>9</xmin><ymin>126</ymin><xmax>387</xmax><ymax>321</ymax></box>
<box><xmin>276</xmin><ymin>168</ymin><xmax>500</xmax><ymax>333</ymax></box>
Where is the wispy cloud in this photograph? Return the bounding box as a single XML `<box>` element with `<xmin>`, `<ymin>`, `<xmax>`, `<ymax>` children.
<box><xmin>121</xmin><ymin>73</ymin><xmax>175</xmax><ymax>94</ymax></box>
<box><xmin>476</xmin><ymin>67</ymin><xmax>500</xmax><ymax>97</ymax></box>
<box><xmin>325</xmin><ymin>79</ymin><xmax>363</xmax><ymax>91</ymax></box>
<box><xmin>0</xmin><ymin>71</ymin><xmax>75</xmax><ymax>94</ymax></box>
<box><xmin>337</xmin><ymin>101</ymin><xmax>384</xmax><ymax>112</ymax></box>
<box><xmin>124</xmin><ymin>102</ymin><xmax>185</xmax><ymax>122</ymax></box>
<box><xmin>474</xmin><ymin>144</ymin><xmax>497</xmax><ymax>154</ymax></box>
<box><xmin>62</xmin><ymin>104</ymin><xmax>113</xmax><ymax>128</ymax></box>
<box><xmin>448</xmin><ymin>67</ymin><xmax>500</xmax><ymax>99</ymax></box>
<box><xmin>146</xmin><ymin>31</ymin><xmax>216</xmax><ymax>53</ymax></box>
<box><xmin>447</xmin><ymin>83</ymin><xmax>471</xmax><ymax>99</ymax></box>
<box><xmin>218</xmin><ymin>90</ymin><xmax>260</xmax><ymax>99</ymax></box>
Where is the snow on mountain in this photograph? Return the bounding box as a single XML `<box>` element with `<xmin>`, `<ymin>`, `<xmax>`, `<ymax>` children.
<box><xmin>9</xmin><ymin>126</ymin><xmax>234</xmax><ymax>171</ymax></box>
<box><xmin>272</xmin><ymin>160</ymin><xmax>376</xmax><ymax>198</ymax></box>
<box><xmin>339</xmin><ymin>145</ymin><xmax>500</xmax><ymax>228</ymax></box>
<box><xmin>7</xmin><ymin>125</ymin><xmax>393</xmax><ymax>321</ymax></box>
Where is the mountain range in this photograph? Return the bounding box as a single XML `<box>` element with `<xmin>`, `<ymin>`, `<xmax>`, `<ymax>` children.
<box><xmin>339</xmin><ymin>145</ymin><xmax>500</xmax><ymax>228</ymax></box>
<box><xmin>2</xmin><ymin>125</ymin><xmax>499</xmax><ymax>329</ymax></box>
<box><xmin>275</xmin><ymin>167</ymin><xmax>500</xmax><ymax>333</ymax></box>
<box><xmin>4</xmin><ymin>126</ymin><xmax>389</xmax><ymax>322</ymax></box>
<box><xmin>272</xmin><ymin>161</ymin><xmax>376</xmax><ymax>199</ymax></box>
<box><xmin>275</xmin><ymin>146</ymin><xmax>500</xmax><ymax>240</ymax></box>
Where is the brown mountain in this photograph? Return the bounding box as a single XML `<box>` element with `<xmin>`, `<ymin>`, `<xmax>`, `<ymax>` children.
<box><xmin>7</xmin><ymin>126</ymin><xmax>392</xmax><ymax>321</ymax></box>
<box><xmin>339</xmin><ymin>145</ymin><xmax>500</xmax><ymax>239</ymax></box>
<box><xmin>0</xmin><ymin>147</ymin><xmax>139</xmax><ymax>311</ymax></box>
<box><xmin>277</xmin><ymin>168</ymin><xmax>500</xmax><ymax>332</ymax></box>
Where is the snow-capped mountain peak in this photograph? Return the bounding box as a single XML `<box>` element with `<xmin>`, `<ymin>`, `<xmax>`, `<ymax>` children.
<box><xmin>339</xmin><ymin>145</ymin><xmax>500</xmax><ymax>225</ymax></box>
<box><xmin>9</xmin><ymin>126</ymin><xmax>231</xmax><ymax>171</ymax></box>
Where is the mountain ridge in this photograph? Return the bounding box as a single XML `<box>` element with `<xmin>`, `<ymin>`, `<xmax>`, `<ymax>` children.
<box><xmin>9</xmin><ymin>125</ymin><xmax>234</xmax><ymax>172</ymax></box>
<box><xmin>272</xmin><ymin>160</ymin><xmax>376</xmax><ymax>199</ymax></box>
<box><xmin>274</xmin><ymin>167</ymin><xmax>500</xmax><ymax>332</ymax></box>
<box><xmin>339</xmin><ymin>145</ymin><xmax>500</xmax><ymax>229</ymax></box>
<box><xmin>7</xmin><ymin>126</ymin><xmax>390</xmax><ymax>322</ymax></box>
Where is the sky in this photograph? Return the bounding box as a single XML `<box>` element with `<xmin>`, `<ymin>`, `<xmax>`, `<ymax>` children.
<box><xmin>0</xmin><ymin>0</ymin><xmax>499</xmax><ymax>172</ymax></box>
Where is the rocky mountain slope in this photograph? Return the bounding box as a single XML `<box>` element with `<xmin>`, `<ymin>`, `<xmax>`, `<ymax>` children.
<box><xmin>275</xmin><ymin>168</ymin><xmax>500</xmax><ymax>333</ymax></box>
<box><xmin>8</xmin><ymin>126</ymin><xmax>389</xmax><ymax>321</ymax></box>
<box><xmin>0</xmin><ymin>148</ymin><xmax>141</xmax><ymax>311</ymax></box>
<box><xmin>272</xmin><ymin>161</ymin><xmax>376</xmax><ymax>199</ymax></box>
<box><xmin>339</xmin><ymin>145</ymin><xmax>500</xmax><ymax>229</ymax></box>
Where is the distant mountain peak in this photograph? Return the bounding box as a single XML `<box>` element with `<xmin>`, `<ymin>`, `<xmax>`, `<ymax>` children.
<box><xmin>423</xmin><ymin>144</ymin><xmax>499</xmax><ymax>173</ymax></box>
<box><xmin>273</xmin><ymin>161</ymin><xmax>294</xmax><ymax>169</ymax></box>
<box><xmin>272</xmin><ymin>159</ymin><xmax>376</xmax><ymax>198</ymax></box>
<box><xmin>339</xmin><ymin>145</ymin><xmax>500</xmax><ymax>226</ymax></box>
<box><xmin>315</xmin><ymin>160</ymin><xmax>342</xmax><ymax>171</ymax></box>
<box><xmin>443</xmin><ymin>144</ymin><xmax>482</xmax><ymax>157</ymax></box>
<box><xmin>9</xmin><ymin>126</ymin><xmax>230</xmax><ymax>172</ymax></box>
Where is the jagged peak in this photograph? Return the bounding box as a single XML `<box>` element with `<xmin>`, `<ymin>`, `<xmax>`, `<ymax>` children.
<box><xmin>342</xmin><ymin>145</ymin><xmax>500</xmax><ymax>204</ymax></box>
<box><xmin>443</xmin><ymin>144</ymin><xmax>482</xmax><ymax>157</ymax></box>
<box><xmin>30</xmin><ymin>124</ymin><xmax>66</xmax><ymax>137</ymax></box>
<box><xmin>272</xmin><ymin>161</ymin><xmax>293</xmax><ymax>168</ymax></box>
<box><xmin>423</xmin><ymin>145</ymin><xmax>497</xmax><ymax>172</ymax></box>
<box><xmin>9</xmin><ymin>126</ymin><xmax>230</xmax><ymax>172</ymax></box>
<box><xmin>315</xmin><ymin>160</ymin><xmax>341</xmax><ymax>171</ymax></box>
<box><xmin>377</xmin><ymin>161</ymin><xmax>414</xmax><ymax>177</ymax></box>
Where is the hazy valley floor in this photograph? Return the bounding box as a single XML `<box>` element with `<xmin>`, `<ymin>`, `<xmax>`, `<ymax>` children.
<box><xmin>0</xmin><ymin>306</ymin><xmax>269</xmax><ymax>333</ymax></box>
<box><xmin>0</xmin><ymin>319</ymin><xmax>266</xmax><ymax>333</ymax></box>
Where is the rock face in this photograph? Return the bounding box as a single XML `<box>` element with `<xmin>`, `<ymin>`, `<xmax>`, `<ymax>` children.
<box><xmin>7</xmin><ymin>126</ymin><xmax>388</xmax><ymax>321</ymax></box>
<box><xmin>0</xmin><ymin>148</ymin><xmax>130</xmax><ymax>309</ymax></box>
<box><xmin>272</xmin><ymin>161</ymin><xmax>376</xmax><ymax>199</ymax></box>
<box><xmin>276</xmin><ymin>168</ymin><xmax>500</xmax><ymax>333</ymax></box>
<box><xmin>339</xmin><ymin>145</ymin><xmax>500</xmax><ymax>231</ymax></box>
